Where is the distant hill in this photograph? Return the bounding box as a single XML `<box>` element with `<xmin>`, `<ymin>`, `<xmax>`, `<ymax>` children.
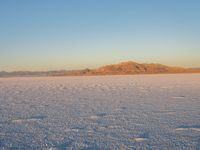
<box><xmin>0</xmin><ymin>61</ymin><xmax>200</xmax><ymax>77</ymax></box>
<box><xmin>91</xmin><ymin>61</ymin><xmax>200</xmax><ymax>75</ymax></box>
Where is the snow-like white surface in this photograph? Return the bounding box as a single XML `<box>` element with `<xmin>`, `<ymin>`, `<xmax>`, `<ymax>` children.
<box><xmin>0</xmin><ymin>74</ymin><xmax>200</xmax><ymax>149</ymax></box>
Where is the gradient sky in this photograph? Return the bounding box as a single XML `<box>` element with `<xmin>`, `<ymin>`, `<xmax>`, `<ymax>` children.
<box><xmin>0</xmin><ymin>0</ymin><xmax>200</xmax><ymax>71</ymax></box>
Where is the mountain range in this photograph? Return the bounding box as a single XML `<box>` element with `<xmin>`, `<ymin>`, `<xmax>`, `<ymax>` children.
<box><xmin>0</xmin><ymin>61</ymin><xmax>200</xmax><ymax>77</ymax></box>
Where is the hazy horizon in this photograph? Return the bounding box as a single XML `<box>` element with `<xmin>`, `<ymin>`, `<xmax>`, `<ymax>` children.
<box><xmin>1</xmin><ymin>60</ymin><xmax>200</xmax><ymax>72</ymax></box>
<box><xmin>1</xmin><ymin>0</ymin><xmax>200</xmax><ymax>71</ymax></box>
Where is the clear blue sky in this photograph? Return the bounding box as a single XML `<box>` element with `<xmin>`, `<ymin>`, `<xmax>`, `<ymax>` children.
<box><xmin>0</xmin><ymin>0</ymin><xmax>200</xmax><ymax>71</ymax></box>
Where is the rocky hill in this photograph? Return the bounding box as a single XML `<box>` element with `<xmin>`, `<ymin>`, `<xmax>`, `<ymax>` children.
<box><xmin>0</xmin><ymin>61</ymin><xmax>199</xmax><ymax>77</ymax></box>
<box><xmin>91</xmin><ymin>61</ymin><xmax>195</xmax><ymax>75</ymax></box>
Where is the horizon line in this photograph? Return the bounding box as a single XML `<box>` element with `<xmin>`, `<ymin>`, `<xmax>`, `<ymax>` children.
<box><xmin>1</xmin><ymin>60</ymin><xmax>200</xmax><ymax>73</ymax></box>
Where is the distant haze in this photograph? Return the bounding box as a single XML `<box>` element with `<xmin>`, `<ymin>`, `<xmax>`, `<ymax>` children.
<box><xmin>0</xmin><ymin>0</ymin><xmax>200</xmax><ymax>71</ymax></box>
<box><xmin>1</xmin><ymin>61</ymin><xmax>200</xmax><ymax>77</ymax></box>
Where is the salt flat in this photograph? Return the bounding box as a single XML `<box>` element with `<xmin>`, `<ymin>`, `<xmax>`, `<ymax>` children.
<box><xmin>0</xmin><ymin>74</ymin><xmax>200</xmax><ymax>150</ymax></box>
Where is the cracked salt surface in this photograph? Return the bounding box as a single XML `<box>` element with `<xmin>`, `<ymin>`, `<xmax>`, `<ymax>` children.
<box><xmin>0</xmin><ymin>74</ymin><xmax>200</xmax><ymax>149</ymax></box>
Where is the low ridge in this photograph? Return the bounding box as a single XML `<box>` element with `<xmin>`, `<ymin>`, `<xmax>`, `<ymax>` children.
<box><xmin>92</xmin><ymin>61</ymin><xmax>194</xmax><ymax>75</ymax></box>
<box><xmin>0</xmin><ymin>61</ymin><xmax>199</xmax><ymax>77</ymax></box>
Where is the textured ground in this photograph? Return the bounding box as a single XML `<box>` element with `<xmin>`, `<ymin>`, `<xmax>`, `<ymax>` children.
<box><xmin>0</xmin><ymin>74</ymin><xmax>200</xmax><ymax>150</ymax></box>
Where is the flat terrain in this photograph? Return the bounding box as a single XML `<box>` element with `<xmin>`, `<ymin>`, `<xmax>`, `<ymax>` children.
<box><xmin>0</xmin><ymin>74</ymin><xmax>200</xmax><ymax>149</ymax></box>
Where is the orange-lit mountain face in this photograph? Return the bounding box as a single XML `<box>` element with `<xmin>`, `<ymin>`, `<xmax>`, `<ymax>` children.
<box><xmin>0</xmin><ymin>61</ymin><xmax>200</xmax><ymax>77</ymax></box>
<box><xmin>92</xmin><ymin>61</ymin><xmax>199</xmax><ymax>75</ymax></box>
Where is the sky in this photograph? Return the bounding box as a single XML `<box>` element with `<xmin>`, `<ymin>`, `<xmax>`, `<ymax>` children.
<box><xmin>0</xmin><ymin>0</ymin><xmax>200</xmax><ymax>71</ymax></box>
